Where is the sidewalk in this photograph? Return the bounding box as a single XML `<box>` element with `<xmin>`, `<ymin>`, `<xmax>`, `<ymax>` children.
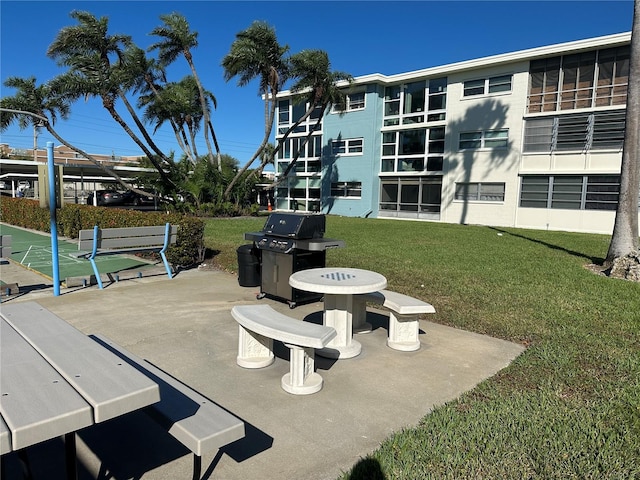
<box><xmin>1</xmin><ymin>260</ymin><xmax>525</xmax><ymax>480</ymax></box>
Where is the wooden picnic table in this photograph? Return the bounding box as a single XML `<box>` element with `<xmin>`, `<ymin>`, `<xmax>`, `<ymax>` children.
<box><xmin>0</xmin><ymin>301</ymin><xmax>160</xmax><ymax>479</ymax></box>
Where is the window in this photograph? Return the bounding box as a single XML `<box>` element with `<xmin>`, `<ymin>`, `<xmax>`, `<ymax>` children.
<box><xmin>459</xmin><ymin>132</ymin><xmax>482</xmax><ymax>149</ymax></box>
<box><xmin>310</xmin><ymin>104</ymin><xmax>324</xmax><ymax>121</ymax></box>
<box><xmin>489</xmin><ymin>75</ymin><xmax>513</xmax><ymax>93</ymax></box>
<box><xmin>400</xmin><ymin>129</ymin><xmax>426</xmax><ymax>155</ymax></box>
<box><xmin>308</xmin><ymin>135</ymin><xmax>322</xmax><ymax>158</ymax></box>
<box><xmin>455</xmin><ymin>183</ymin><xmax>505</xmax><ymax>202</ymax></box>
<box><xmin>560</xmin><ymin>52</ymin><xmax>596</xmax><ymax>110</ymax></box>
<box><xmin>463</xmin><ymin>79</ymin><xmax>485</xmax><ymax>97</ymax></box>
<box><xmin>596</xmin><ymin>47</ymin><xmax>629</xmax><ymax>107</ymax></box>
<box><xmin>528</xmin><ymin>57</ymin><xmax>561</xmax><ymax>113</ymax></box>
<box><xmin>379</xmin><ymin>177</ymin><xmax>442</xmax><ymax>214</ymax></box>
<box><xmin>278</xmin><ymin>99</ymin><xmax>290</xmax><ymax>125</ymax></box>
<box><xmin>384</xmin><ymin>78</ymin><xmax>447</xmax><ymax>126</ymax></box>
<box><xmin>398</xmin><ymin>158</ymin><xmax>424</xmax><ymax>172</ymax></box>
<box><xmin>523</xmin><ymin>110</ymin><xmax>626</xmax><ymax>153</ymax></box>
<box><xmin>276</xmin><ymin>134</ymin><xmax>322</xmax><ymax>175</ymax></box>
<box><xmin>331</xmin><ymin>182</ymin><xmax>362</xmax><ymax>198</ymax></box>
<box><xmin>459</xmin><ymin>130</ymin><xmax>508</xmax><ymax>150</ymax></box>
<box><xmin>520</xmin><ymin>176</ymin><xmax>550</xmax><ymax>208</ymax></box>
<box><xmin>382</xmin><ymin>132</ymin><xmax>396</xmax><ymax>156</ymax></box>
<box><xmin>292</xmin><ymin>103</ymin><xmax>306</xmax><ymax>133</ymax></box>
<box><xmin>404</xmin><ymin>81</ymin><xmax>426</xmax><ymax>114</ymax></box>
<box><xmin>592</xmin><ymin>110</ymin><xmax>626</xmax><ymax>149</ymax></box>
<box><xmin>527</xmin><ymin>46</ymin><xmax>629</xmax><ymax>113</ymax></box>
<box><xmin>551</xmin><ymin>175</ymin><xmax>583</xmax><ymax>209</ymax></box>
<box><xmin>585</xmin><ymin>175</ymin><xmax>621</xmax><ymax>210</ymax></box>
<box><xmin>523</xmin><ymin>118</ymin><xmax>554</xmax><ymax>152</ymax></box>
<box><xmin>384</xmin><ymin>85</ymin><xmax>401</xmax><ymax>117</ymax></box>
<box><xmin>333</xmin><ymin>91</ymin><xmax>365</xmax><ymax>112</ymax></box>
<box><xmin>556</xmin><ymin>114</ymin><xmax>590</xmax><ymax>151</ymax></box>
<box><xmin>427</xmin><ymin>77</ymin><xmax>447</xmax><ymax>121</ymax></box>
<box><xmin>331</xmin><ymin>138</ymin><xmax>363</xmax><ymax>156</ymax></box>
<box><xmin>463</xmin><ymin>75</ymin><xmax>512</xmax><ymax>97</ymax></box>
<box><xmin>276</xmin><ymin>100</ymin><xmax>322</xmax><ymax>135</ymax></box>
<box><xmin>381</xmin><ymin>127</ymin><xmax>445</xmax><ymax>173</ymax></box>
<box><xmin>519</xmin><ymin>175</ymin><xmax>624</xmax><ymax>211</ymax></box>
<box><xmin>276</xmin><ymin>177</ymin><xmax>322</xmax><ymax>212</ymax></box>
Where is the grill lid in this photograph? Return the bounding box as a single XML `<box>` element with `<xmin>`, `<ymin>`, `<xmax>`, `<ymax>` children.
<box><xmin>261</xmin><ymin>213</ymin><xmax>325</xmax><ymax>239</ymax></box>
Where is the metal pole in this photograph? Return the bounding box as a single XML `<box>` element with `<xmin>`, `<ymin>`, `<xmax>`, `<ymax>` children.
<box><xmin>33</xmin><ymin>124</ymin><xmax>38</xmax><ymax>162</ymax></box>
<box><xmin>47</xmin><ymin>142</ymin><xmax>60</xmax><ymax>296</ymax></box>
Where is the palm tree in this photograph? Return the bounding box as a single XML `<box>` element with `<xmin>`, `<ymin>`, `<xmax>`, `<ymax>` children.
<box><xmin>276</xmin><ymin>49</ymin><xmax>352</xmax><ymax>179</ymax></box>
<box><xmin>117</xmin><ymin>45</ymin><xmax>173</xmax><ymax>161</ymax></box>
<box><xmin>221</xmin><ymin>21</ymin><xmax>290</xmax><ymax>199</ymax></box>
<box><xmin>46</xmin><ymin>10</ymin><xmax>175</xmax><ymax>188</ymax></box>
<box><xmin>126</xmin><ymin>47</ymin><xmax>200</xmax><ymax>164</ymax></box>
<box><xmin>0</xmin><ymin>76</ymin><xmax>132</xmax><ymax>189</ymax></box>
<box><xmin>252</xmin><ymin>142</ymin><xmax>276</xmax><ymax>180</ymax></box>
<box><xmin>148</xmin><ymin>12</ymin><xmax>222</xmax><ymax>170</ymax></box>
<box><xmin>140</xmin><ymin>76</ymin><xmax>216</xmax><ymax>165</ymax></box>
<box><xmin>605</xmin><ymin>0</ymin><xmax>640</xmax><ymax>274</ymax></box>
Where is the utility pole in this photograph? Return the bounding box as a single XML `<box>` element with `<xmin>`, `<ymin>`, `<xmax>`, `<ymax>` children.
<box><xmin>33</xmin><ymin>122</ymin><xmax>42</xmax><ymax>161</ymax></box>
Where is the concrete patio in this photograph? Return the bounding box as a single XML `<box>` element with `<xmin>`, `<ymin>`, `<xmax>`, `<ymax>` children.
<box><xmin>0</xmin><ymin>260</ymin><xmax>525</xmax><ymax>479</ymax></box>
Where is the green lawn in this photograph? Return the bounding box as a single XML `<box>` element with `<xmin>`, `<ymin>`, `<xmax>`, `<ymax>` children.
<box><xmin>205</xmin><ymin>216</ymin><xmax>640</xmax><ymax>479</ymax></box>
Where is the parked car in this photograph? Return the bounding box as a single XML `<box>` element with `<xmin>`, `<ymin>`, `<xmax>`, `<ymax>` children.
<box><xmin>122</xmin><ymin>190</ymin><xmax>156</xmax><ymax>206</ymax></box>
<box><xmin>86</xmin><ymin>190</ymin><xmax>125</xmax><ymax>206</ymax></box>
<box><xmin>16</xmin><ymin>181</ymin><xmax>30</xmax><ymax>194</ymax></box>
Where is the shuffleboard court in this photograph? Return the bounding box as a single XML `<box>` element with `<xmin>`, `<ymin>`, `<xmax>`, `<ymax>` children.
<box><xmin>0</xmin><ymin>224</ymin><xmax>155</xmax><ymax>281</ymax></box>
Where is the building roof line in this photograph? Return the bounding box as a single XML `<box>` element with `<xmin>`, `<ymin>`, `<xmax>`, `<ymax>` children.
<box><xmin>277</xmin><ymin>31</ymin><xmax>631</xmax><ymax>97</ymax></box>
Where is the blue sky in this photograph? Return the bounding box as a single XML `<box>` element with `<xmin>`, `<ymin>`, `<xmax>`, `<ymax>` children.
<box><xmin>0</xmin><ymin>0</ymin><xmax>634</xmax><ymax>168</ymax></box>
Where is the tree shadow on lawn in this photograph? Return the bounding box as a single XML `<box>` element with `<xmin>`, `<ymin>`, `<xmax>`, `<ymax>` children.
<box><xmin>489</xmin><ymin>227</ymin><xmax>605</xmax><ymax>265</ymax></box>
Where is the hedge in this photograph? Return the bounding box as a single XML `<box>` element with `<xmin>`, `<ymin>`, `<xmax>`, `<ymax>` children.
<box><xmin>0</xmin><ymin>198</ymin><xmax>205</xmax><ymax>268</ymax></box>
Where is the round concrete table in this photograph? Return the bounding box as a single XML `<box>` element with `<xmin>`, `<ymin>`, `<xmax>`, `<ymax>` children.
<box><xmin>289</xmin><ymin>268</ymin><xmax>387</xmax><ymax>359</ymax></box>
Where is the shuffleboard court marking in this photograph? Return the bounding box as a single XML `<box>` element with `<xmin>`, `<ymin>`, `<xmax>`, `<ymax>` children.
<box><xmin>1</xmin><ymin>223</ymin><xmax>157</xmax><ymax>282</ymax></box>
<box><xmin>20</xmin><ymin>245</ymin><xmax>34</xmax><ymax>265</ymax></box>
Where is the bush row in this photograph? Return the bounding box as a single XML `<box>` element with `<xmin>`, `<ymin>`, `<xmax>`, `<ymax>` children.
<box><xmin>0</xmin><ymin>198</ymin><xmax>205</xmax><ymax>268</ymax></box>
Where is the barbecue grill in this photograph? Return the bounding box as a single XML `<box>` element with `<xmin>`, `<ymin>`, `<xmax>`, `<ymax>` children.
<box><xmin>244</xmin><ymin>213</ymin><xmax>345</xmax><ymax>308</ymax></box>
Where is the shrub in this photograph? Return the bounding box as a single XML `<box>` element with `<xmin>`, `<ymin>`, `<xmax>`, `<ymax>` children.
<box><xmin>1</xmin><ymin>198</ymin><xmax>204</xmax><ymax>267</ymax></box>
<box><xmin>0</xmin><ymin>198</ymin><xmax>53</xmax><ymax>232</ymax></box>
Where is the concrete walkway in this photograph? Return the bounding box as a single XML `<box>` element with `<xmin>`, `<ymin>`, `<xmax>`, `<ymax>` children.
<box><xmin>0</xmin><ymin>260</ymin><xmax>525</xmax><ymax>480</ymax></box>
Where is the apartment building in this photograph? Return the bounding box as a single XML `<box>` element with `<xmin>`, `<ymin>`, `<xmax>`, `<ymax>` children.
<box><xmin>273</xmin><ymin>32</ymin><xmax>634</xmax><ymax>235</ymax></box>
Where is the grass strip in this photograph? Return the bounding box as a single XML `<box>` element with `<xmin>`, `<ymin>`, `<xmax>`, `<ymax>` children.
<box><xmin>204</xmin><ymin>216</ymin><xmax>640</xmax><ymax>479</ymax></box>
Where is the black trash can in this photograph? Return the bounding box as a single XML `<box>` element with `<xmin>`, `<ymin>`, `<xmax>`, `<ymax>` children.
<box><xmin>237</xmin><ymin>244</ymin><xmax>261</xmax><ymax>287</ymax></box>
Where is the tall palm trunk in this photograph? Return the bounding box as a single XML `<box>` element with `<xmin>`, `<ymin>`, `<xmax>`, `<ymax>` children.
<box><xmin>605</xmin><ymin>0</ymin><xmax>640</xmax><ymax>264</ymax></box>
<box><xmin>277</xmin><ymin>109</ymin><xmax>324</xmax><ymax>184</ymax></box>
<box><xmin>101</xmin><ymin>96</ymin><xmax>175</xmax><ymax>188</ymax></box>
<box><xmin>185</xmin><ymin>51</ymin><xmax>217</xmax><ymax>167</ymax></box>
<box><xmin>271</xmin><ymin>103</ymin><xmax>316</xmax><ymax>165</ymax></box>
<box><xmin>141</xmin><ymin>73</ymin><xmax>196</xmax><ymax>163</ymax></box>
<box><xmin>117</xmin><ymin>89</ymin><xmax>170</xmax><ymax>162</ymax></box>
<box><xmin>207</xmin><ymin>120</ymin><xmax>223</xmax><ymax>171</ymax></box>
<box><xmin>171</xmin><ymin>118</ymin><xmax>197</xmax><ymax>163</ymax></box>
<box><xmin>223</xmin><ymin>86</ymin><xmax>277</xmax><ymax>198</ymax></box>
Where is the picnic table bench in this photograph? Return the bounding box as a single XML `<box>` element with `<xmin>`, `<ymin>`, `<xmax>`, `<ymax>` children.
<box><xmin>92</xmin><ymin>334</ymin><xmax>246</xmax><ymax>480</ymax></box>
<box><xmin>1</xmin><ymin>301</ymin><xmax>161</xmax><ymax>480</ymax></box>
<box><xmin>71</xmin><ymin>223</ymin><xmax>177</xmax><ymax>289</ymax></box>
<box><xmin>231</xmin><ymin>305</ymin><xmax>337</xmax><ymax>395</ymax></box>
<box><xmin>353</xmin><ymin>289</ymin><xmax>436</xmax><ymax>351</ymax></box>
